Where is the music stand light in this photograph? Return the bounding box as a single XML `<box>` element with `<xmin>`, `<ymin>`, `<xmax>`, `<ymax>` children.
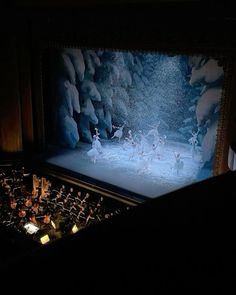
<box><xmin>72</xmin><ymin>224</ymin><xmax>79</xmax><ymax>234</ymax></box>
<box><xmin>40</xmin><ymin>234</ymin><xmax>50</xmax><ymax>244</ymax></box>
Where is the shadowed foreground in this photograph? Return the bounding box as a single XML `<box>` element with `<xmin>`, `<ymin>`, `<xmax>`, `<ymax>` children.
<box><xmin>1</xmin><ymin>170</ymin><xmax>235</xmax><ymax>293</ymax></box>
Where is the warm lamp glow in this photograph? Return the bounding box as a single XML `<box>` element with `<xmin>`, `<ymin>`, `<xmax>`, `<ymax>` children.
<box><xmin>72</xmin><ymin>224</ymin><xmax>79</xmax><ymax>234</ymax></box>
<box><xmin>40</xmin><ymin>234</ymin><xmax>50</xmax><ymax>244</ymax></box>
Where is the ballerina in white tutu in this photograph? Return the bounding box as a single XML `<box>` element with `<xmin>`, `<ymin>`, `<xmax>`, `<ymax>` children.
<box><xmin>173</xmin><ymin>152</ymin><xmax>184</xmax><ymax>176</ymax></box>
<box><xmin>87</xmin><ymin>128</ymin><xmax>103</xmax><ymax>163</ymax></box>
<box><xmin>111</xmin><ymin>124</ymin><xmax>125</xmax><ymax>142</ymax></box>
<box><xmin>92</xmin><ymin>128</ymin><xmax>102</xmax><ymax>153</ymax></box>
<box><xmin>188</xmin><ymin>129</ymin><xmax>199</xmax><ymax>159</ymax></box>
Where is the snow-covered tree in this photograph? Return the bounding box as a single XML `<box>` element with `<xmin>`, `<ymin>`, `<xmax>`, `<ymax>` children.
<box><xmin>126</xmin><ymin>53</ymin><xmax>196</xmax><ymax>140</ymax></box>
<box><xmin>53</xmin><ymin>77</ymin><xmax>80</xmax><ymax>148</ymax></box>
<box><xmin>63</xmin><ymin>48</ymin><xmax>85</xmax><ymax>82</ymax></box>
<box><xmin>94</xmin><ymin>62</ymin><xmax>114</xmax><ymax>138</ymax></box>
<box><xmin>188</xmin><ymin>55</ymin><xmax>224</xmax><ymax>178</ymax></box>
<box><xmin>94</xmin><ymin>50</ymin><xmax>133</xmax><ymax>137</ymax></box>
<box><xmin>47</xmin><ymin>47</ymin><xmax>207</xmax><ymax>152</ymax></box>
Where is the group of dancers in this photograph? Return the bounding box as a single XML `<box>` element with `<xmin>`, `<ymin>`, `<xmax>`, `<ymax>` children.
<box><xmin>87</xmin><ymin>123</ymin><xmax>200</xmax><ymax>176</ymax></box>
<box><xmin>87</xmin><ymin>124</ymin><xmax>167</xmax><ymax>165</ymax></box>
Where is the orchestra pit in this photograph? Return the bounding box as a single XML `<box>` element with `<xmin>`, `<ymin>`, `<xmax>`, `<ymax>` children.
<box><xmin>0</xmin><ymin>165</ymin><xmax>130</xmax><ymax>245</ymax></box>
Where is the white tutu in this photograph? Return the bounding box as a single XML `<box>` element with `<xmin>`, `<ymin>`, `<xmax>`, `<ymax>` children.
<box><xmin>87</xmin><ymin>147</ymin><xmax>99</xmax><ymax>163</ymax></box>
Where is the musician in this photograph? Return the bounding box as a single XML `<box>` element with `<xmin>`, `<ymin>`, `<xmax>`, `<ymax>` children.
<box><xmin>29</xmin><ymin>214</ymin><xmax>37</xmax><ymax>225</ymax></box>
<box><xmin>55</xmin><ymin>191</ymin><xmax>63</xmax><ymax>203</ymax></box>
<box><xmin>63</xmin><ymin>195</ymin><xmax>68</xmax><ymax>204</ymax></box>
<box><xmin>3</xmin><ymin>182</ymin><xmax>11</xmax><ymax>194</ymax></box>
<box><xmin>96</xmin><ymin>196</ymin><xmax>104</xmax><ymax>215</ymax></box>
<box><xmin>85</xmin><ymin>208</ymin><xmax>95</xmax><ymax>226</ymax></box>
<box><xmin>43</xmin><ymin>213</ymin><xmax>51</xmax><ymax>224</ymax></box>
<box><xmin>39</xmin><ymin>191</ymin><xmax>49</xmax><ymax>203</ymax></box>
<box><xmin>75</xmin><ymin>191</ymin><xmax>82</xmax><ymax>203</ymax></box>
<box><xmin>31</xmin><ymin>202</ymin><xmax>39</xmax><ymax>214</ymax></box>
<box><xmin>10</xmin><ymin>198</ymin><xmax>17</xmax><ymax>210</ymax></box>
<box><xmin>59</xmin><ymin>184</ymin><xmax>66</xmax><ymax>195</ymax></box>
<box><xmin>96</xmin><ymin>196</ymin><xmax>104</xmax><ymax>208</ymax></box>
<box><xmin>93</xmin><ymin>207</ymin><xmax>101</xmax><ymax>222</ymax></box>
<box><xmin>80</xmin><ymin>193</ymin><xmax>90</xmax><ymax>208</ymax></box>
<box><xmin>18</xmin><ymin>208</ymin><xmax>27</xmax><ymax>221</ymax></box>
<box><xmin>25</xmin><ymin>197</ymin><xmax>33</xmax><ymax>208</ymax></box>
<box><xmin>38</xmin><ymin>204</ymin><xmax>45</xmax><ymax>215</ymax></box>
<box><xmin>77</xmin><ymin>206</ymin><xmax>85</xmax><ymax>221</ymax></box>
<box><xmin>67</xmin><ymin>187</ymin><xmax>75</xmax><ymax>200</ymax></box>
<box><xmin>20</xmin><ymin>184</ymin><xmax>27</xmax><ymax>195</ymax></box>
<box><xmin>70</xmin><ymin>201</ymin><xmax>78</xmax><ymax>211</ymax></box>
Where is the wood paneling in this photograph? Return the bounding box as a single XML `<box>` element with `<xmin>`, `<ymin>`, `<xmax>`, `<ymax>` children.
<box><xmin>0</xmin><ymin>36</ymin><xmax>22</xmax><ymax>153</ymax></box>
<box><xmin>17</xmin><ymin>23</ymin><xmax>34</xmax><ymax>151</ymax></box>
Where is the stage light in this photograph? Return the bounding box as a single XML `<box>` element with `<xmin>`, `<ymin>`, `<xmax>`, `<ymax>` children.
<box><xmin>72</xmin><ymin>224</ymin><xmax>79</xmax><ymax>234</ymax></box>
<box><xmin>40</xmin><ymin>234</ymin><xmax>50</xmax><ymax>244</ymax></box>
<box><xmin>24</xmin><ymin>223</ymin><xmax>39</xmax><ymax>235</ymax></box>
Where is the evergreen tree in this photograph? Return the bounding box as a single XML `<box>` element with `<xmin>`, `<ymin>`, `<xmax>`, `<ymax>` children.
<box><xmin>188</xmin><ymin>56</ymin><xmax>224</xmax><ymax>178</ymax></box>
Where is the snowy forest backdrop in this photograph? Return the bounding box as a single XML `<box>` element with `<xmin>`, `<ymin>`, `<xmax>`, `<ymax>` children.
<box><xmin>43</xmin><ymin>47</ymin><xmax>224</xmax><ymax>197</ymax></box>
